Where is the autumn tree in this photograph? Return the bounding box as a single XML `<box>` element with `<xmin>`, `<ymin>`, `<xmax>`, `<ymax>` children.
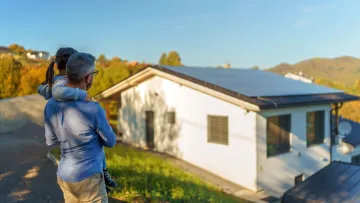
<box><xmin>158</xmin><ymin>51</ymin><xmax>182</xmax><ymax>66</ymax></box>
<box><xmin>18</xmin><ymin>65</ymin><xmax>47</xmax><ymax>96</ymax></box>
<box><xmin>110</xmin><ymin>57</ymin><xmax>122</xmax><ymax>63</ymax></box>
<box><xmin>166</xmin><ymin>51</ymin><xmax>182</xmax><ymax>66</ymax></box>
<box><xmin>353</xmin><ymin>80</ymin><xmax>360</xmax><ymax>93</ymax></box>
<box><xmin>159</xmin><ymin>53</ymin><xmax>167</xmax><ymax>65</ymax></box>
<box><xmin>0</xmin><ymin>55</ymin><xmax>22</xmax><ymax>98</ymax></box>
<box><xmin>8</xmin><ymin>44</ymin><xmax>26</xmax><ymax>55</ymax></box>
<box><xmin>97</xmin><ymin>54</ymin><xmax>109</xmax><ymax>67</ymax></box>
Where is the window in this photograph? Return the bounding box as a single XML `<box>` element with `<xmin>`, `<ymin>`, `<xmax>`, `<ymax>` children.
<box><xmin>307</xmin><ymin>111</ymin><xmax>325</xmax><ymax>146</ymax></box>
<box><xmin>295</xmin><ymin>174</ymin><xmax>304</xmax><ymax>185</ymax></box>
<box><xmin>208</xmin><ymin>115</ymin><xmax>229</xmax><ymax>145</ymax></box>
<box><xmin>166</xmin><ymin>111</ymin><xmax>176</xmax><ymax>124</ymax></box>
<box><xmin>267</xmin><ymin>115</ymin><xmax>291</xmax><ymax>157</ymax></box>
<box><xmin>352</xmin><ymin>154</ymin><xmax>360</xmax><ymax>164</ymax></box>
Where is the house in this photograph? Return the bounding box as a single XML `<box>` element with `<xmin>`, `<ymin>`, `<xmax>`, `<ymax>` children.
<box><xmin>26</xmin><ymin>51</ymin><xmax>50</xmax><ymax>60</ymax></box>
<box><xmin>95</xmin><ymin>65</ymin><xmax>358</xmax><ymax>198</ymax></box>
<box><xmin>0</xmin><ymin>46</ymin><xmax>12</xmax><ymax>54</ymax></box>
<box><xmin>285</xmin><ymin>72</ymin><xmax>313</xmax><ymax>83</ymax></box>
<box><xmin>282</xmin><ymin>161</ymin><xmax>360</xmax><ymax>202</ymax></box>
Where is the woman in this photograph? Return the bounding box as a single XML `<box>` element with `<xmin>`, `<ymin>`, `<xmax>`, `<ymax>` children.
<box><xmin>38</xmin><ymin>47</ymin><xmax>118</xmax><ymax>192</ymax></box>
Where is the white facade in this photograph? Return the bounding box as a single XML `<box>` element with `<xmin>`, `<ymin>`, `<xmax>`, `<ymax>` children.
<box><xmin>119</xmin><ymin>76</ymin><xmax>258</xmax><ymax>191</ymax></box>
<box><xmin>256</xmin><ymin>105</ymin><xmax>331</xmax><ymax>197</ymax></box>
<box><xmin>118</xmin><ymin>75</ymin><xmax>332</xmax><ymax>197</ymax></box>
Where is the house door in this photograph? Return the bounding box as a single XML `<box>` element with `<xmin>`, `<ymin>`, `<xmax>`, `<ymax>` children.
<box><xmin>145</xmin><ymin>111</ymin><xmax>155</xmax><ymax>149</ymax></box>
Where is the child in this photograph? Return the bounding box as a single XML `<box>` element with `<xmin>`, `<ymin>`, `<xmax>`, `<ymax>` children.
<box><xmin>38</xmin><ymin>47</ymin><xmax>118</xmax><ymax>192</ymax></box>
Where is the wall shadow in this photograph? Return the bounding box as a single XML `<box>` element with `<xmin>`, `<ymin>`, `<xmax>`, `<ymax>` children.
<box><xmin>119</xmin><ymin>79</ymin><xmax>182</xmax><ymax>159</ymax></box>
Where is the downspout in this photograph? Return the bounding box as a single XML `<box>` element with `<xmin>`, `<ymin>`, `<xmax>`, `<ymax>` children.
<box><xmin>330</xmin><ymin>102</ymin><xmax>343</xmax><ymax>162</ymax></box>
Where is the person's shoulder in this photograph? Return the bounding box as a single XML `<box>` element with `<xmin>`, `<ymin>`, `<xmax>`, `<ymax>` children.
<box><xmin>44</xmin><ymin>98</ymin><xmax>57</xmax><ymax>112</ymax></box>
<box><xmin>53</xmin><ymin>75</ymin><xmax>67</xmax><ymax>83</ymax></box>
<box><xmin>88</xmin><ymin>102</ymin><xmax>104</xmax><ymax>114</ymax></box>
<box><xmin>46</xmin><ymin>98</ymin><xmax>56</xmax><ymax>105</ymax></box>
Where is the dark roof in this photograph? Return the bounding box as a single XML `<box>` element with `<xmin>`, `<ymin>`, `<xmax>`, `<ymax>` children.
<box><xmin>151</xmin><ymin>66</ymin><xmax>359</xmax><ymax>109</ymax></box>
<box><xmin>0</xmin><ymin>46</ymin><xmax>11</xmax><ymax>53</ymax></box>
<box><xmin>161</xmin><ymin>66</ymin><xmax>341</xmax><ymax>97</ymax></box>
<box><xmin>283</xmin><ymin>161</ymin><xmax>360</xmax><ymax>203</ymax></box>
<box><xmin>340</xmin><ymin>117</ymin><xmax>360</xmax><ymax>147</ymax></box>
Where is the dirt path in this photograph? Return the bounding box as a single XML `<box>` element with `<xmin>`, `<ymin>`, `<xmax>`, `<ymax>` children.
<box><xmin>0</xmin><ymin>95</ymin><xmax>124</xmax><ymax>203</ymax></box>
<box><xmin>0</xmin><ymin>95</ymin><xmax>64</xmax><ymax>203</ymax></box>
<box><xmin>0</xmin><ymin>121</ymin><xmax>64</xmax><ymax>203</ymax></box>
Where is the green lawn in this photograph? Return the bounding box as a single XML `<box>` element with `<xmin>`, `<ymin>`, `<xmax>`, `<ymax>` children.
<box><xmin>51</xmin><ymin>145</ymin><xmax>248</xmax><ymax>203</ymax></box>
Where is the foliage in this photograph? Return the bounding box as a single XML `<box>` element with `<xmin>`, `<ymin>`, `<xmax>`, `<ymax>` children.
<box><xmin>353</xmin><ymin>79</ymin><xmax>360</xmax><ymax>93</ymax></box>
<box><xmin>18</xmin><ymin>65</ymin><xmax>47</xmax><ymax>96</ymax></box>
<box><xmin>158</xmin><ymin>53</ymin><xmax>167</xmax><ymax>65</ymax></box>
<box><xmin>315</xmin><ymin>78</ymin><xmax>360</xmax><ymax>122</ymax></box>
<box><xmin>51</xmin><ymin>146</ymin><xmax>247</xmax><ymax>203</ymax></box>
<box><xmin>268</xmin><ymin>56</ymin><xmax>360</xmax><ymax>86</ymax></box>
<box><xmin>8</xmin><ymin>44</ymin><xmax>26</xmax><ymax>55</ymax></box>
<box><xmin>97</xmin><ymin>54</ymin><xmax>108</xmax><ymax>67</ymax></box>
<box><xmin>0</xmin><ymin>46</ymin><xmax>182</xmax><ymax>100</ymax></box>
<box><xmin>88</xmin><ymin>60</ymin><xmax>147</xmax><ymax>97</ymax></box>
<box><xmin>0</xmin><ymin>55</ymin><xmax>22</xmax><ymax>99</ymax></box>
<box><xmin>158</xmin><ymin>51</ymin><xmax>182</xmax><ymax>66</ymax></box>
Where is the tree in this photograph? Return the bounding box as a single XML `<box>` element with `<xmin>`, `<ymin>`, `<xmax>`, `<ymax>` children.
<box><xmin>166</xmin><ymin>51</ymin><xmax>182</xmax><ymax>66</ymax></box>
<box><xmin>353</xmin><ymin>80</ymin><xmax>360</xmax><ymax>93</ymax></box>
<box><xmin>111</xmin><ymin>57</ymin><xmax>122</xmax><ymax>63</ymax></box>
<box><xmin>159</xmin><ymin>53</ymin><xmax>167</xmax><ymax>65</ymax></box>
<box><xmin>98</xmin><ymin>54</ymin><xmax>106</xmax><ymax>61</ymax></box>
<box><xmin>250</xmin><ymin>66</ymin><xmax>259</xmax><ymax>70</ymax></box>
<box><xmin>158</xmin><ymin>51</ymin><xmax>182</xmax><ymax>66</ymax></box>
<box><xmin>97</xmin><ymin>54</ymin><xmax>108</xmax><ymax>67</ymax></box>
<box><xmin>18</xmin><ymin>65</ymin><xmax>47</xmax><ymax>96</ymax></box>
<box><xmin>0</xmin><ymin>55</ymin><xmax>22</xmax><ymax>98</ymax></box>
<box><xmin>8</xmin><ymin>44</ymin><xmax>26</xmax><ymax>55</ymax></box>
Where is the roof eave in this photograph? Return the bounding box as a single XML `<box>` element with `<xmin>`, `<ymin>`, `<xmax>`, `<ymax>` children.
<box><xmin>258</xmin><ymin>95</ymin><xmax>359</xmax><ymax>110</ymax></box>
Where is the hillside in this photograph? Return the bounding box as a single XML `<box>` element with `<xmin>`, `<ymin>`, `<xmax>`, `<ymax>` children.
<box><xmin>268</xmin><ymin>56</ymin><xmax>360</xmax><ymax>86</ymax></box>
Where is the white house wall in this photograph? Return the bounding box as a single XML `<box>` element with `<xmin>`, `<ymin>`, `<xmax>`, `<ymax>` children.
<box><xmin>256</xmin><ymin>105</ymin><xmax>331</xmax><ymax>197</ymax></box>
<box><xmin>119</xmin><ymin>76</ymin><xmax>258</xmax><ymax>191</ymax></box>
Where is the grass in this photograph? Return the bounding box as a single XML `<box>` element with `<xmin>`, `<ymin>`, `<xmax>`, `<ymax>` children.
<box><xmin>51</xmin><ymin>145</ymin><xmax>248</xmax><ymax>203</ymax></box>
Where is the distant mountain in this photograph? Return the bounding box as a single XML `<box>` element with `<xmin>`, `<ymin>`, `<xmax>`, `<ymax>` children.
<box><xmin>268</xmin><ymin>56</ymin><xmax>360</xmax><ymax>86</ymax></box>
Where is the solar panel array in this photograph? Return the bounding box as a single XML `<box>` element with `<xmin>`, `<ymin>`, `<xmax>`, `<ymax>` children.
<box><xmin>283</xmin><ymin>162</ymin><xmax>360</xmax><ymax>203</ymax></box>
<box><xmin>163</xmin><ymin>66</ymin><xmax>342</xmax><ymax>97</ymax></box>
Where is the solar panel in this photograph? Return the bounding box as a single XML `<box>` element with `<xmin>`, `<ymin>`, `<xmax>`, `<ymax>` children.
<box><xmin>283</xmin><ymin>162</ymin><xmax>360</xmax><ymax>203</ymax></box>
<box><xmin>163</xmin><ymin>66</ymin><xmax>342</xmax><ymax>97</ymax></box>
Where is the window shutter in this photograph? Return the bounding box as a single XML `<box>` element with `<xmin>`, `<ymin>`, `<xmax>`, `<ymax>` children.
<box><xmin>166</xmin><ymin>112</ymin><xmax>176</xmax><ymax>124</ymax></box>
<box><xmin>208</xmin><ymin>115</ymin><xmax>229</xmax><ymax>145</ymax></box>
<box><xmin>267</xmin><ymin>114</ymin><xmax>291</xmax><ymax>157</ymax></box>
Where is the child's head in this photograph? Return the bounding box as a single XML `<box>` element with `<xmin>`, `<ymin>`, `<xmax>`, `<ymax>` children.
<box><xmin>54</xmin><ymin>47</ymin><xmax>78</xmax><ymax>70</ymax></box>
<box><xmin>43</xmin><ymin>47</ymin><xmax>78</xmax><ymax>86</ymax></box>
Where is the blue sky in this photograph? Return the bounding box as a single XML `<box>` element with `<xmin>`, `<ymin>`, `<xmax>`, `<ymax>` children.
<box><xmin>1</xmin><ymin>0</ymin><xmax>360</xmax><ymax>68</ymax></box>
